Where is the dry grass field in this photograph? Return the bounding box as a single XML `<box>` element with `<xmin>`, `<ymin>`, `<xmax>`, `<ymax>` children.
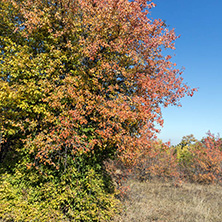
<box><xmin>113</xmin><ymin>179</ymin><xmax>222</xmax><ymax>222</ymax></box>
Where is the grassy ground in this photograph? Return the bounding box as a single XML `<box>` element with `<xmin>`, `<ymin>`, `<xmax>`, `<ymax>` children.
<box><xmin>113</xmin><ymin>179</ymin><xmax>222</xmax><ymax>222</ymax></box>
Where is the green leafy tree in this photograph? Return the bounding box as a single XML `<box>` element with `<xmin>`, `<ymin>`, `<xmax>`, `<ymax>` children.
<box><xmin>173</xmin><ymin>134</ymin><xmax>197</xmax><ymax>179</ymax></box>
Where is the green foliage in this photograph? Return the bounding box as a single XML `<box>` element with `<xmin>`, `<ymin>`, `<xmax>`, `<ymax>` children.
<box><xmin>0</xmin><ymin>154</ymin><xmax>120</xmax><ymax>221</ymax></box>
<box><xmin>175</xmin><ymin>134</ymin><xmax>197</xmax><ymax>168</ymax></box>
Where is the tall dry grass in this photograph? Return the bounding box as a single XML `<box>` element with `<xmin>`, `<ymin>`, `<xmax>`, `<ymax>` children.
<box><xmin>113</xmin><ymin>179</ymin><xmax>222</xmax><ymax>222</ymax></box>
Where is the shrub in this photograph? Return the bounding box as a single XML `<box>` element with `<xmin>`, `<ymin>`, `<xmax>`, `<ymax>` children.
<box><xmin>0</xmin><ymin>155</ymin><xmax>120</xmax><ymax>221</ymax></box>
<box><xmin>190</xmin><ymin>133</ymin><xmax>222</xmax><ymax>184</ymax></box>
<box><xmin>129</xmin><ymin>140</ymin><xmax>179</xmax><ymax>182</ymax></box>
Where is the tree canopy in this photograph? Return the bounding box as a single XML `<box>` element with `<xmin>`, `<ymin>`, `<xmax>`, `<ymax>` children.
<box><xmin>0</xmin><ymin>0</ymin><xmax>196</xmax><ymax>220</ymax></box>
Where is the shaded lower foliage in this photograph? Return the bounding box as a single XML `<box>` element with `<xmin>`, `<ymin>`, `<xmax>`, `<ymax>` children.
<box><xmin>0</xmin><ymin>152</ymin><xmax>120</xmax><ymax>221</ymax></box>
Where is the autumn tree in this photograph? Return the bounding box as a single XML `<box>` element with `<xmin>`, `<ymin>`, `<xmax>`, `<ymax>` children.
<box><xmin>0</xmin><ymin>0</ymin><xmax>196</xmax><ymax>220</ymax></box>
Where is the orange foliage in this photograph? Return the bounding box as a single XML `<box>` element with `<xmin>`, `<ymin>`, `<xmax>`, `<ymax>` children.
<box><xmin>122</xmin><ymin>133</ymin><xmax>222</xmax><ymax>185</ymax></box>
<box><xmin>191</xmin><ymin>132</ymin><xmax>222</xmax><ymax>183</ymax></box>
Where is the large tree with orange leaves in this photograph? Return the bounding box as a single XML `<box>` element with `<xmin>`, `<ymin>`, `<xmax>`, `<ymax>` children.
<box><xmin>0</xmin><ymin>0</ymin><xmax>196</xmax><ymax>220</ymax></box>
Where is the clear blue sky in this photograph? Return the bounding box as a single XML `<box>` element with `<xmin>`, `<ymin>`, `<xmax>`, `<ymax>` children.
<box><xmin>150</xmin><ymin>0</ymin><xmax>222</xmax><ymax>145</ymax></box>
